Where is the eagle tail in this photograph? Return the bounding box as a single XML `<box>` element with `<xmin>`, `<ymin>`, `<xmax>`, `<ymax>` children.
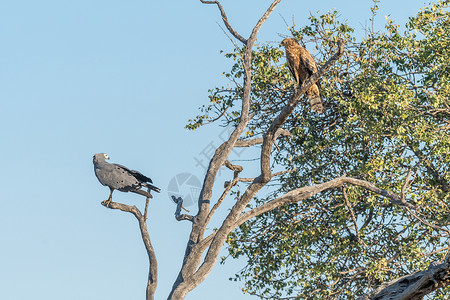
<box><xmin>133</xmin><ymin>189</ymin><xmax>153</xmax><ymax>198</ymax></box>
<box><xmin>144</xmin><ymin>183</ymin><xmax>161</xmax><ymax>193</ymax></box>
<box><xmin>309</xmin><ymin>95</ymin><xmax>324</xmax><ymax>114</ymax></box>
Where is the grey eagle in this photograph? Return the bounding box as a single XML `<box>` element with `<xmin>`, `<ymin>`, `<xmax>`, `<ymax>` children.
<box><xmin>93</xmin><ymin>153</ymin><xmax>160</xmax><ymax>206</ymax></box>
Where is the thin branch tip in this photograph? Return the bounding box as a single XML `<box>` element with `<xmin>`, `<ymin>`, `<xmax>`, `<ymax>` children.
<box><xmin>199</xmin><ymin>0</ymin><xmax>247</xmax><ymax>44</ymax></box>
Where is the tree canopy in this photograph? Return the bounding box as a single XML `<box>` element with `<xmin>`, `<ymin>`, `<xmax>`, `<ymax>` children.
<box><xmin>188</xmin><ymin>0</ymin><xmax>450</xmax><ymax>299</ymax></box>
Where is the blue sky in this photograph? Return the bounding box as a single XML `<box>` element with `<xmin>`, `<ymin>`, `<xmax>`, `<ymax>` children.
<box><xmin>0</xmin><ymin>1</ymin><xmax>431</xmax><ymax>299</ymax></box>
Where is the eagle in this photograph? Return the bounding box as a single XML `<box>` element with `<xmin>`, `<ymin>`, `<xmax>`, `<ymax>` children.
<box><xmin>93</xmin><ymin>153</ymin><xmax>160</xmax><ymax>207</ymax></box>
<box><xmin>280</xmin><ymin>38</ymin><xmax>324</xmax><ymax>114</ymax></box>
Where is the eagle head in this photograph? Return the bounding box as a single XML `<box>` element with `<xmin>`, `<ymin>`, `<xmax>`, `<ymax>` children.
<box><xmin>280</xmin><ymin>38</ymin><xmax>299</xmax><ymax>48</ymax></box>
<box><xmin>93</xmin><ymin>153</ymin><xmax>110</xmax><ymax>164</ymax></box>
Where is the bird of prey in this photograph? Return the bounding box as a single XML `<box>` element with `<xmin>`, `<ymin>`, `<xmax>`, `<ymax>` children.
<box><xmin>280</xmin><ymin>38</ymin><xmax>324</xmax><ymax>114</ymax></box>
<box><xmin>93</xmin><ymin>153</ymin><xmax>160</xmax><ymax>207</ymax></box>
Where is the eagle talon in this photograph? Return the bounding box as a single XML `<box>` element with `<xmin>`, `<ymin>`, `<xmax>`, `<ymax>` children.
<box><xmin>101</xmin><ymin>199</ymin><xmax>112</xmax><ymax>208</ymax></box>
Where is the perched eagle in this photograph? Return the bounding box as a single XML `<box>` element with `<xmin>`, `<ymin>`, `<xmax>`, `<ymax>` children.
<box><xmin>93</xmin><ymin>153</ymin><xmax>160</xmax><ymax>207</ymax></box>
<box><xmin>280</xmin><ymin>38</ymin><xmax>324</xmax><ymax>114</ymax></box>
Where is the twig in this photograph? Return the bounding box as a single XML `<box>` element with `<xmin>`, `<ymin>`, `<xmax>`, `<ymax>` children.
<box><xmin>206</xmin><ymin>177</ymin><xmax>239</xmax><ymax>226</ymax></box>
<box><xmin>200</xmin><ymin>0</ymin><xmax>247</xmax><ymax>44</ymax></box>
<box><xmin>272</xmin><ymin>168</ymin><xmax>296</xmax><ymax>178</ymax></box>
<box><xmin>172</xmin><ymin>196</ymin><xmax>194</xmax><ymax>222</ymax></box>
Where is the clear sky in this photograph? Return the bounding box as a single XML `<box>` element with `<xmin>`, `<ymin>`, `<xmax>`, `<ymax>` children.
<box><xmin>0</xmin><ymin>1</ymin><xmax>431</xmax><ymax>299</ymax></box>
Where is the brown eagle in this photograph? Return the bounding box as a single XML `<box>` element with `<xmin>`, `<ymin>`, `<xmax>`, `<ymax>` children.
<box><xmin>280</xmin><ymin>38</ymin><xmax>324</xmax><ymax>114</ymax></box>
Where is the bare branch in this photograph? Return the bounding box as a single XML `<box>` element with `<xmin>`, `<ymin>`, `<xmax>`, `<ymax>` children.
<box><xmin>224</xmin><ymin>160</ymin><xmax>243</xmax><ymax>173</ymax></box>
<box><xmin>101</xmin><ymin>201</ymin><xmax>158</xmax><ymax>299</ymax></box>
<box><xmin>101</xmin><ymin>200</ymin><xmax>142</xmax><ymax>218</ymax></box>
<box><xmin>230</xmin><ymin>168</ymin><xmax>297</xmax><ymax>186</ymax></box>
<box><xmin>235</xmin><ymin>177</ymin><xmax>255</xmax><ymax>183</ymax></box>
<box><xmin>235</xmin><ymin>128</ymin><xmax>291</xmax><ymax>147</ymax></box>
<box><xmin>234</xmin><ymin>177</ymin><xmax>347</xmax><ymax>228</ymax></box>
<box><xmin>172</xmin><ymin>196</ymin><xmax>194</xmax><ymax>222</ymax></box>
<box><xmin>235</xmin><ymin>137</ymin><xmax>265</xmax><ymax>147</ymax></box>
<box><xmin>271</xmin><ymin>168</ymin><xmax>296</xmax><ymax>178</ymax></box>
<box><xmin>343</xmin><ymin>177</ymin><xmax>416</xmax><ymax>209</ymax></box>
<box><xmin>237</xmin><ymin>175</ymin><xmax>423</xmax><ymax>234</ymax></box>
<box><xmin>199</xmin><ymin>0</ymin><xmax>247</xmax><ymax>44</ymax></box>
<box><xmin>144</xmin><ymin>197</ymin><xmax>150</xmax><ymax>221</ymax></box>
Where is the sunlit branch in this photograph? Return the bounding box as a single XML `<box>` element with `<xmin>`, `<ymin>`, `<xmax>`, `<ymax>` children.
<box><xmin>101</xmin><ymin>200</ymin><xmax>158</xmax><ymax>299</ymax></box>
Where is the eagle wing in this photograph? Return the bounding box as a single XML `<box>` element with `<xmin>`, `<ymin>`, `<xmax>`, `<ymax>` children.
<box><xmin>113</xmin><ymin>163</ymin><xmax>161</xmax><ymax>193</ymax></box>
<box><xmin>113</xmin><ymin>163</ymin><xmax>153</xmax><ymax>183</ymax></box>
<box><xmin>286</xmin><ymin>59</ymin><xmax>299</xmax><ymax>85</ymax></box>
<box><xmin>299</xmin><ymin>47</ymin><xmax>318</xmax><ymax>75</ymax></box>
<box><xmin>299</xmin><ymin>47</ymin><xmax>324</xmax><ymax>114</ymax></box>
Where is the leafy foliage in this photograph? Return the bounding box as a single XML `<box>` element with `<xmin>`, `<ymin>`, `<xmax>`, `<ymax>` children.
<box><xmin>190</xmin><ymin>0</ymin><xmax>450</xmax><ymax>299</ymax></box>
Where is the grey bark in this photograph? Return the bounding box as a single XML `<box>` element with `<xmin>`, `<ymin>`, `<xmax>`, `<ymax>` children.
<box><xmin>101</xmin><ymin>200</ymin><xmax>157</xmax><ymax>300</ymax></box>
<box><xmin>357</xmin><ymin>254</ymin><xmax>450</xmax><ymax>300</ymax></box>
